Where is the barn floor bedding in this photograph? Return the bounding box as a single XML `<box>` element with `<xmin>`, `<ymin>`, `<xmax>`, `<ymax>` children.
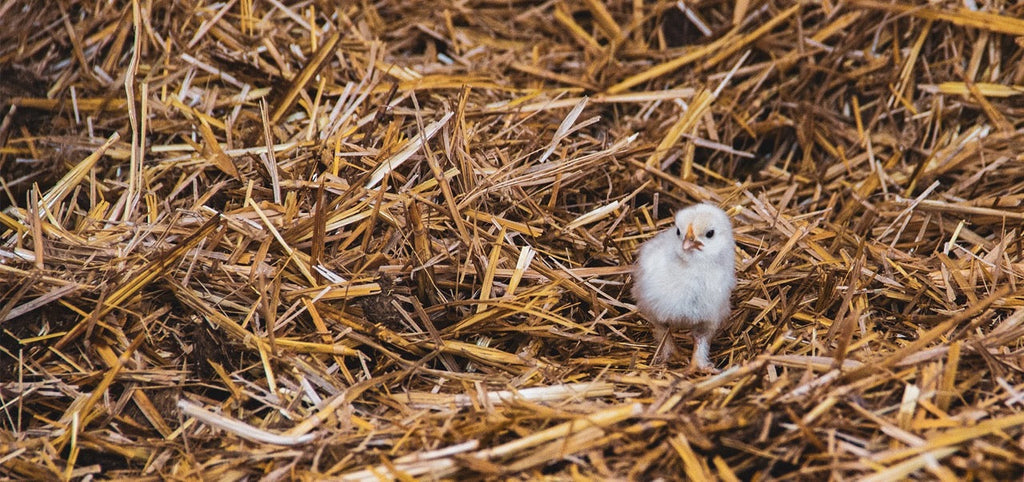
<box><xmin>3</xmin><ymin>0</ymin><xmax>1024</xmax><ymax>479</ymax></box>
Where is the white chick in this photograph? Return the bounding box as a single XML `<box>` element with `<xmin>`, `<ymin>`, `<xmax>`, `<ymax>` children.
<box><xmin>632</xmin><ymin>203</ymin><xmax>736</xmax><ymax>372</ymax></box>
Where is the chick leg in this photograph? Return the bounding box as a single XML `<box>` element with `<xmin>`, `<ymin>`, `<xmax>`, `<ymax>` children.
<box><xmin>687</xmin><ymin>333</ymin><xmax>719</xmax><ymax>374</ymax></box>
<box><xmin>651</xmin><ymin>323</ymin><xmax>678</xmax><ymax>363</ymax></box>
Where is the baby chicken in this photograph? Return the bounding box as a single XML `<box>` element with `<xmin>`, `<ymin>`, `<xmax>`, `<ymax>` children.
<box><xmin>632</xmin><ymin>203</ymin><xmax>736</xmax><ymax>372</ymax></box>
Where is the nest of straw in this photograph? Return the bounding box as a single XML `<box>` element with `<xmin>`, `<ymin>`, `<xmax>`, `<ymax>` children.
<box><xmin>3</xmin><ymin>0</ymin><xmax>1024</xmax><ymax>479</ymax></box>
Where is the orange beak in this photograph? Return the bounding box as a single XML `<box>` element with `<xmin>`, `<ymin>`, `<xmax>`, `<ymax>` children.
<box><xmin>682</xmin><ymin>224</ymin><xmax>703</xmax><ymax>251</ymax></box>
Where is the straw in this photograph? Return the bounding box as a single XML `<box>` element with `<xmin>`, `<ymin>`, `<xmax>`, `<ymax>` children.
<box><xmin>3</xmin><ymin>0</ymin><xmax>1024</xmax><ymax>479</ymax></box>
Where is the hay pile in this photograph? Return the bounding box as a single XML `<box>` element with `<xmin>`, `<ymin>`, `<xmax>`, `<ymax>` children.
<box><xmin>3</xmin><ymin>0</ymin><xmax>1024</xmax><ymax>479</ymax></box>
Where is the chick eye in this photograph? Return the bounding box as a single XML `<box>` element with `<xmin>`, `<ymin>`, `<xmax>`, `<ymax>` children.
<box><xmin>705</xmin><ymin>229</ymin><xmax>715</xmax><ymax>238</ymax></box>
<box><xmin>676</xmin><ymin>227</ymin><xmax>681</xmax><ymax>236</ymax></box>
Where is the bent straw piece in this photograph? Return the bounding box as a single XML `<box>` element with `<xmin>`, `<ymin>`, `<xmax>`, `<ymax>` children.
<box><xmin>365</xmin><ymin>112</ymin><xmax>454</xmax><ymax>189</ymax></box>
<box><xmin>177</xmin><ymin>400</ymin><xmax>315</xmax><ymax>446</ymax></box>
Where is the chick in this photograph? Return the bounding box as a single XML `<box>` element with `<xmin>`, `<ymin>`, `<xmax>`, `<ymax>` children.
<box><xmin>632</xmin><ymin>203</ymin><xmax>736</xmax><ymax>372</ymax></box>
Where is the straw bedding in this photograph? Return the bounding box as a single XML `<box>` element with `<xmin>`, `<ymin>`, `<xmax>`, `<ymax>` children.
<box><xmin>2</xmin><ymin>0</ymin><xmax>1024</xmax><ymax>479</ymax></box>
